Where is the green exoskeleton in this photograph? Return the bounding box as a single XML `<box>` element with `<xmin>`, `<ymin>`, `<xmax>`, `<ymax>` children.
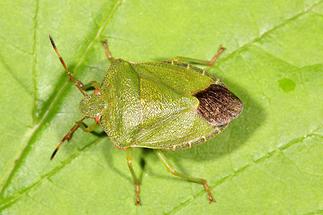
<box><xmin>49</xmin><ymin>35</ymin><xmax>243</xmax><ymax>205</ymax></box>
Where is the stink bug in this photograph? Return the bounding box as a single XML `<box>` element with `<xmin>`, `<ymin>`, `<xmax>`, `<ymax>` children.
<box><xmin>49</xmin><ymin>35</ymin><xmax>243</xmax><ymax>205</ymax></box>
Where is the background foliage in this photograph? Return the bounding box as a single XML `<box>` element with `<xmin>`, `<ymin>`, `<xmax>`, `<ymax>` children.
<box><xmin>0</xmin><ymin>0</ymin><xmax>322</xmax><ymax>214</ymax></box>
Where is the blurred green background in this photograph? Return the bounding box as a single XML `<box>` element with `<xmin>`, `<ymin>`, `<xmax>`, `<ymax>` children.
<box><xmin>0</xmin><ymin>0</ymin><xmax>322</xmax><ymax>214</ymax></box>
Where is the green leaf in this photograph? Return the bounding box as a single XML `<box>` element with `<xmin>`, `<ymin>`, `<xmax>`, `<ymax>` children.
<box><xmin>0</xmin><ymin>0</ymin><xmax>322</xmax><ymax>214</ymax></box>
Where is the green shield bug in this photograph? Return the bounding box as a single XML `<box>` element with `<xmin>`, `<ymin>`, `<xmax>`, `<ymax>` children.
<box><xmin>49</xmin><ymin>35</ymin><xmax>243</xmax><ymax>205</ymax></box>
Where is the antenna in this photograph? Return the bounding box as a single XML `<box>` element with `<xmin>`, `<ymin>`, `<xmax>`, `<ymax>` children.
<box><xmin>49</xmin><ymin>35</ymin><xmax>87</xmax><ymax>96</ymax></box>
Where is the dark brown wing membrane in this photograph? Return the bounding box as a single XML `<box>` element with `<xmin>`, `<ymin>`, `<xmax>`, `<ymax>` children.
<box><xmin>194</xmin><ymin>84</ymin><xmax>243</xmax><ymax>126</ymax></box>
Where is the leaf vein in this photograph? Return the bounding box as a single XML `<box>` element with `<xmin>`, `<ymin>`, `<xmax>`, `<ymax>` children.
<box><xmin>0</xmin><ymin>53</ymin><xmax>32</xmax><ymax>96</ymax></box>
<box><xmin>0</xmin><ymin>138</ymin><xmax>103</xmax><ymax>211</ymax></box>
<box><xmin>218</xmin><ymin>0</ymin><xmax>323</xmax><ymax>67</ymax></box>
<box><xmin>31</xmin><ymin>0</ymin><xmax>40</xmax><ymax>122</ymax></box>
<box><xmin>166</xmin><ymin>129</ymin><xmax>322</xmax><ymax>214</ymax></box>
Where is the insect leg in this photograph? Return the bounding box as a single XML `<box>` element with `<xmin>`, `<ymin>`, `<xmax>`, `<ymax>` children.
<box><xmin>126</xmin><ymin>149</ymin><xmax>141</xmax><ymax>206</ymax></box>
<box><xmin>156</xmin><ymin>150</ymin><xmax>214</xmax><ymax>203</ymax></box>
<box><xmin>50</xmin><ymin>117</ymin><xmax>87</xmax><ymax>160</ymax></box>
<box><xmin>49</xmin><ymin>35</ymin><xmax>87</xmax><ymax>96</ymax></box>
<box><xmin>207</xmin><ymin>45</ymin><xmax>226</xmax><ymax>66</ymax></box>
<box><xmin>169</xmin><ymin>46</ymin><xmax>225</xmax><ymax>67</ymax></box>
<box><xmin>101</xmin><ymin>40</ymin><xmax>114</xmax><ymax>61</ymax></box>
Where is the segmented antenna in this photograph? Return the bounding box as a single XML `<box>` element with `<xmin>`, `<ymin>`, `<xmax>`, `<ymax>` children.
<box><xmin>49</xmin><ymin>35</ymin><xmax>87</xmax><ymax>96</ymax></box>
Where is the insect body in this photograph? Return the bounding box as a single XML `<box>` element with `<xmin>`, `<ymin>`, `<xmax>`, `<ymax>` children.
<box><xmin>49</xmin><ymin>35</ymin><xmax>243</xmax><ymax>205</ymax></box>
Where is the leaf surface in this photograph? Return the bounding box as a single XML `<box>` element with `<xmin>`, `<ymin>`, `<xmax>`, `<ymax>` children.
<box><xmin>0</xmin><ymin>0</ymin><xmax>322</xmax><ymax>214</ymax></box>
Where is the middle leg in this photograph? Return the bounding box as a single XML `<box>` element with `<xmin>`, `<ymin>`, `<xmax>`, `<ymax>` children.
<box><xmin>126</xmin><ymin>149</ymin><xmax>141</xmax><ymax>206</ymax></box>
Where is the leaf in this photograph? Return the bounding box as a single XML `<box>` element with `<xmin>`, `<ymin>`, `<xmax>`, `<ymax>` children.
<box><xmin>0</xmin><ymin>0</ymin><xmax>322</xmax><ymax>214</ymax></box>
